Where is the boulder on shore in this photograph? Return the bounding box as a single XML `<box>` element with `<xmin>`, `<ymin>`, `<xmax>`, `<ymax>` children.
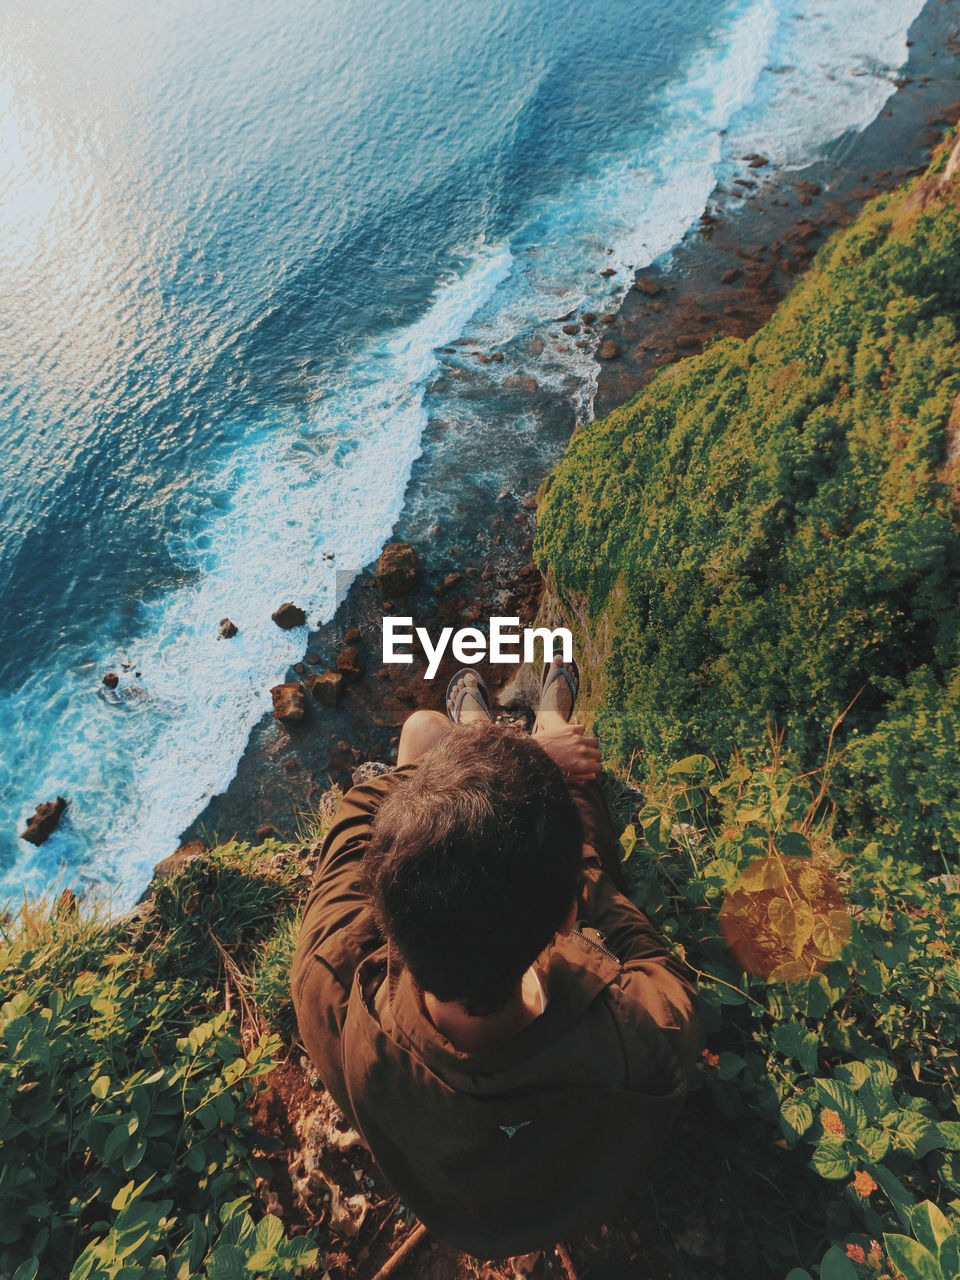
<box><xmin>598</xmin><ymin>339</ymin><xmax>621</xmax><ymax>360</ymax></box>
<box><xmin>375</xmin><ymin>544</ymin><xmax>420</xmax><ymax>598</ymax></box>
<box><xmin>20</xmin><ymin>797</ymin><xmax>68</xmax><ymax>846</ymax></box>
<box><xmin>337</xmin><ymin>646</ymin><xmax>364</xmax><ymax>682</ymax></box>
<box><xmin>271</xmin><ymin>682</ymin><xmax>306</xmax><ymax>721</ymax></box>
<box><xmin>632</xmin><ymin>277</ymin><xmax>662</xmax><ymax>297</ymax></box>
<box><xmin>309</xmin><ymin>670</ymin><xmax>346</xmax><ymax>706</ymax></box>
<box><xmin>151</xmin><ymin>840</ymin><xmax>207</xmax><ymax>885</ymax></box>
<box><xmin>272</xmin><ymin>602</ymin><xmax>307</xmax><ymax>630</ymax></box>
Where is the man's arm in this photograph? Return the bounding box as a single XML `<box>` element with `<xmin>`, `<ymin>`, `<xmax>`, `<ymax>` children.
<box><xmin>291</xmin><ymin>766</ymin><xmax>415</xmax><ymax>1113</ymax></box>
<box><xmin>580</xmin><ymin>862</ymin><xmax>702</xmax><ymax>1087</ymax></box>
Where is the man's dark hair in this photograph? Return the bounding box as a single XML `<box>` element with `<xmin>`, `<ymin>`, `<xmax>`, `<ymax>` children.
<box><xmin>362</xmin><ymin>723</ymin><xmax>583</xmax><ymax>1016</ymax></box>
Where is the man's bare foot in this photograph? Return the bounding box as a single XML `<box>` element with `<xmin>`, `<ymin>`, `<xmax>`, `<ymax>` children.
<box><xmin>445</xmin><ymin>669</ymin><xmax>492</xmax><ymax>724</ymax></box>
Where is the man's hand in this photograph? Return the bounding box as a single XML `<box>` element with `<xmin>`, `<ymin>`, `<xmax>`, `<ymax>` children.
<box><xmin>535</xmin><ymin>723</ymin><xmax>602</xmax><ymax>781</ymax></box>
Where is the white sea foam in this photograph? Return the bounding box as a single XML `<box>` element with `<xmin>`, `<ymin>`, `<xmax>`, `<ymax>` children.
<box><xmin>0</xmin><ymin>250</ymin><xmax>511</xmax><ymax>907</ymax></box>
<box><xmin>0</xmin><ymin>0</ymin><xmax>926</xmax><ymax>906</ymax></box>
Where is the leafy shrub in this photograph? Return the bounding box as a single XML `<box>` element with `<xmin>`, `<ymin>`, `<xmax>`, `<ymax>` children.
<box><xmin>622</xmin><ymin>748</ymin><xmax>960</xmax><ymax>1276</ymax></box>
<box><xmin>535</xmin><ymin>137</ymin><xmax>960</xmax><ymax>861</ymax></box>
<box><xmin>0</xmin><ymin>844</ymin><xmax>321</xmax><ymax>1279</ymax></box>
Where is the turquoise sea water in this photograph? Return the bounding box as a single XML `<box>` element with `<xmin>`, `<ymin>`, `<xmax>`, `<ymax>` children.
<box><xmin>0</xmin><ymin>0</ymin><xmax>927</xmax><ymax>904</ymax></box>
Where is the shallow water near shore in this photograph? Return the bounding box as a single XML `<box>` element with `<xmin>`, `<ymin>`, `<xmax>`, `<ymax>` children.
<box><xmin>0</xmin><ymin>0</ymin><xmax>932</xmax><ymax>905</ymax></box>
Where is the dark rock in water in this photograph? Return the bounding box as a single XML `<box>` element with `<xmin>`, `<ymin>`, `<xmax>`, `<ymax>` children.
<box><xmin>218</xmin><ymin>618</ymin><xmax>238</xmax><ymax>639</ymax></box>
<box><xmin>20</xmin><ymin>797</ymin><xmax>68</xmax><ymax>846</ymax></box>
<box><xmin>598</xmin><ymin>339</ymin><xmax>621</xmax><ymax>360</ymax></box>
<box><xmin>581</xmin><ymin>311</ymin><xmax>597</xmax><ymax>325</ymax></box>
<box><xmin>293</xmin><ymin>662</ymin><xmax>306</xmax><ymax>675</ymax></box>
<box><xmin>102</xmin><ymin>671</ymin><xmax>119</xmax><ymax>689</ymax></box>
<box><xmin>255</xmin><ymin>824</ymin><xmax>274</xmax><ymax>841</ymax></box>
<box><xmin>601</xmin><ymin>312</ymin><xmax>617</xmax><ymax>324</ymax></box>
<box><xmin>271</xmin><ymin>682</ymin><xmax>306</xmax><ymax>721</ymax></box>
<box><xmin>311</xmin><ymin>671</ymin><xmax>346</xmax><ymax>706</ymax></box>
<box><xmin>375</xmin><ymin>543</ymin><xmax>420</xmax><ymax>597</ymax></box>
<box><xmin>443</xmin><ymin>571</ymin><xmax>463</xmax><ymax>592</ymax></box>
<box><xmin>491</xmin><ymin>351</ymin><xmax>504</xmax><ymax>362</ymax></box>
<box><xmin>561</xmin><ymin>323</ymin><xmax>580</xmax><ymax>335</ymax></box>
<box><xmin>337</xmin><ymin>645</ymin><xmax>364</xmax><ymax>682</ymax></box>
<box><xmin>272</xmin><ymin>602</ymin><xmax>307</xmax><ymax>630</ymax></box>
<box><xmin>151</xmin><ymin>840</ymin><xmax>207</xmax><ymax>886</ymax></box>
<box><xmin>554</xmin><ymin>309</ymin><xmax>575</xmax><ymax>322</ymax></box>
<box><xmin>344</xmin><ymin>627</ymin><xmax>361</xmax><ymax>645</ymax></box>
<box><xmin>504</xmin><ymin>374</ymin><xmax>539</xmax><ymax>393</ymax></box>
<box><xmin>284</xmin><ymin>758</ymin><xmax>299</xmax><ymax>773</ymax></box>
<box><xmin>721</xmin><ymin>268</ymin><xmax>742</xmax><ymax>284</ymax></box>
<box><xmin>599</xmin><ymin>267</ymin><xmax>616</xmax><ymax>277</ymax></box>
<box><xmin>305</xmin><ymin>651</ymin><xmax>322</xmax><ymax>665</ymax></box>
<box><xmin>632</xmin><ymin>277</ymin><xmax>662</xmax><ymax>297</ymax></box>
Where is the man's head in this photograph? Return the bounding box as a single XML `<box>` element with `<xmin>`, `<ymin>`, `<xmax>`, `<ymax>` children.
<box><xmin>362</xmin><ymin>723</ymin><xmax>583</xmax><ymax>1016</ymax></box>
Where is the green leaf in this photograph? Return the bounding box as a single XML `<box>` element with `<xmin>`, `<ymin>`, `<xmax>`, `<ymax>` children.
<box><xmin>834</xmin><ymin>1062</ymin><xmax>871</xmax><ymax>1090</ymax></box>
<box><xmin>667</xmin><ymin>754</ymin><xmax>714</xmax><ymax>777</ymax></box>
<box><xmin>716</xmin><ymin>1052</ymin><xmax>747</xmax><ymax>1082</ymax></box>
<box><xmin>11</xmin><ymin>1260</ymin><xmax>40</xmax><ymax>1280</ymax></box>
<box><xmin>883</xmin><ymin>1234</ymin><xmax>943</xmax><ymax>1280</ymax></box>
<box><xmin>938</xmin><ymin>1236</ymin><xmax>960</xmax><ymax>1279</ymax></box>
<box><xmin>785</xmin><ymin>1271</ymin><xmax>813</xmax><ymax>1280</ymax></box>
<box><xmin>912</xmin><ymin>1202</ymin><xmax>953</xmax><ymax>1254</ymax></box>
<box><xmin>816</xmin><ymin>1080</ymin><xmax>867</xmax><ymax>1133</ymax></box>
<box><xmin>936</xmin><ymin>1123</ymin><xmax>960</xmax><ymax>1151</ymax></box>
<box><xmin>780</xmin><ymin>1095</ymin><xmax>815</xmax><ymax>1140</ymax></box>
<box><xmin>862</xmin><ymin>1071</ymin><xmax>896</xmax><ymax>1121</ymax></box>
<box><xmin>739</xmin><ymin>856</ymin><xmax>786</xmax><ymax>891</ymax></box>
<box><xmin>811</xmin><ymin>1140</ymin><xmax>854</xmax><ymax>1180</ymax></box>
<box><xmin>896</xmin><ymin>1111</ymin><xmax>938</xmax><ymax>1157</ymax></box>
<box><xmin>253</xmin><ymin>1214</ymin><xmax>284</xmax><ymax>1253</ymax></box>
<box><xmin>91</xmin><ymin>1076</ymin><xmax>111</xmax><ymax>1101</ymax></box>
<box><xmin>819</xmin><ymin>1245</ymin><xmax>858</xmax><ymax>1280</ymax></box>
<box><xmin>871</xmin><ymin>1165</ymin><xmax>915</xmax><ymax>1231</ymax></box>
<box><xmin>213</xmin><ymin>1092</ymin><xmax>236</xmax><ymax>1124</ymax></box>
<box><xmin>771</xmin><ymin>1022</ymin><xmax>804</xmax><ymax>1060</ymax></box>
<box><xmin>204</xmin><ymin>1244</ymin><xmax>248</xmax><ymax>1280</ymax></box>
<box><xmin>104</xmin><ymin>1121</ymin><xmax>130</xmax><ymax>1166</ymax></box>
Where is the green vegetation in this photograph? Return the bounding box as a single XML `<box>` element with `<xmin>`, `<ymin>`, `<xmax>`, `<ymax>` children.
<box><xmin>620</xmin><ymin>748</ymin><xmax>960</xmax><ymax>1279</ymax></box>
<box><xmin>9</xmin><ymin>138</ymin><xmax>960</xmax><ymax>1280</ymax></box>
<box><xmin>0</xmin><ymin>837</ymin><xmax>320</xmax><ymax>1280</ymax></box>
<box><xmin>536</xmin><ymin>138</ymin><xmax>960</xmax><ymax>862</ymax></box>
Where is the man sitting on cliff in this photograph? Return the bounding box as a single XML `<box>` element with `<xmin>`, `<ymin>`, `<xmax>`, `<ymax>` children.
<box><xmin>291</xmin><ymin>659</ymin><xmax>700</xmax><ymax>1258</ymax></box>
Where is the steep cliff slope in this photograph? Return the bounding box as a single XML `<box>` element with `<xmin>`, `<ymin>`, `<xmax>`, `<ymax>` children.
<box><xmin>536</xmin><ymin>136</ymin><xmax>960</xmax><ymax>857</ymax></box>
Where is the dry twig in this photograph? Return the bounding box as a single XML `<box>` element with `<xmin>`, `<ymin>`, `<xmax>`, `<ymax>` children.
<box><xmin>368</xmin><ymin>1222</ymin><xmax>430</xmax><ymax>1280</ymax></box>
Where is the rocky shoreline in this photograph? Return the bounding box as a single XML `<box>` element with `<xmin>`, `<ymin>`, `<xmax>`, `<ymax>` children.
<box><xmin>182</xmin><ymin>2</ymin><xmax>960</xmax><ymax>853</ymax></box>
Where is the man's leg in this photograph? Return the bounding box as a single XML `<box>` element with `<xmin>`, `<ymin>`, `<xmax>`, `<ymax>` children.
<box><xmin>533</xmin><ymin>660</ymin><xmax>628</xmax><ymax>893</ymax></box>
<box><xmin>397</xmin><ymin>671</ymin><xmax>492</xmax><ymax>765</ymax></box>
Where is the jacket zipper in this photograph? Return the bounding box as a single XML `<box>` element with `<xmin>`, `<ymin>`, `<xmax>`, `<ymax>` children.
<box><xmin>575</xmin><ymin>926</ymin><xmax>620</xmax><ymax>964</ymax></box>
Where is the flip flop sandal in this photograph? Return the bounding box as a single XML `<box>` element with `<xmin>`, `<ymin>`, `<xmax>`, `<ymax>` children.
<box><xmin>539</xmin><ymin>657</ymin><xmax>580</xmax><ymax>713</ymax></box>
<box><xmin>533</xmin><ymin>658</ymin><xmax>580</xmax><ymax>733</ymax></box>
<box><xmin>445</xmin><ymin>668</ymin><xmax>493</xmax><ymax>724</ymax></box>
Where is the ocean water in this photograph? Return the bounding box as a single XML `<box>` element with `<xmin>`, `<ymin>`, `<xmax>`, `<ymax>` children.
<box><xmin>0</xmin><ymin>0</ymin><xmax>927</xmax><ymax>906</ymax></box>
